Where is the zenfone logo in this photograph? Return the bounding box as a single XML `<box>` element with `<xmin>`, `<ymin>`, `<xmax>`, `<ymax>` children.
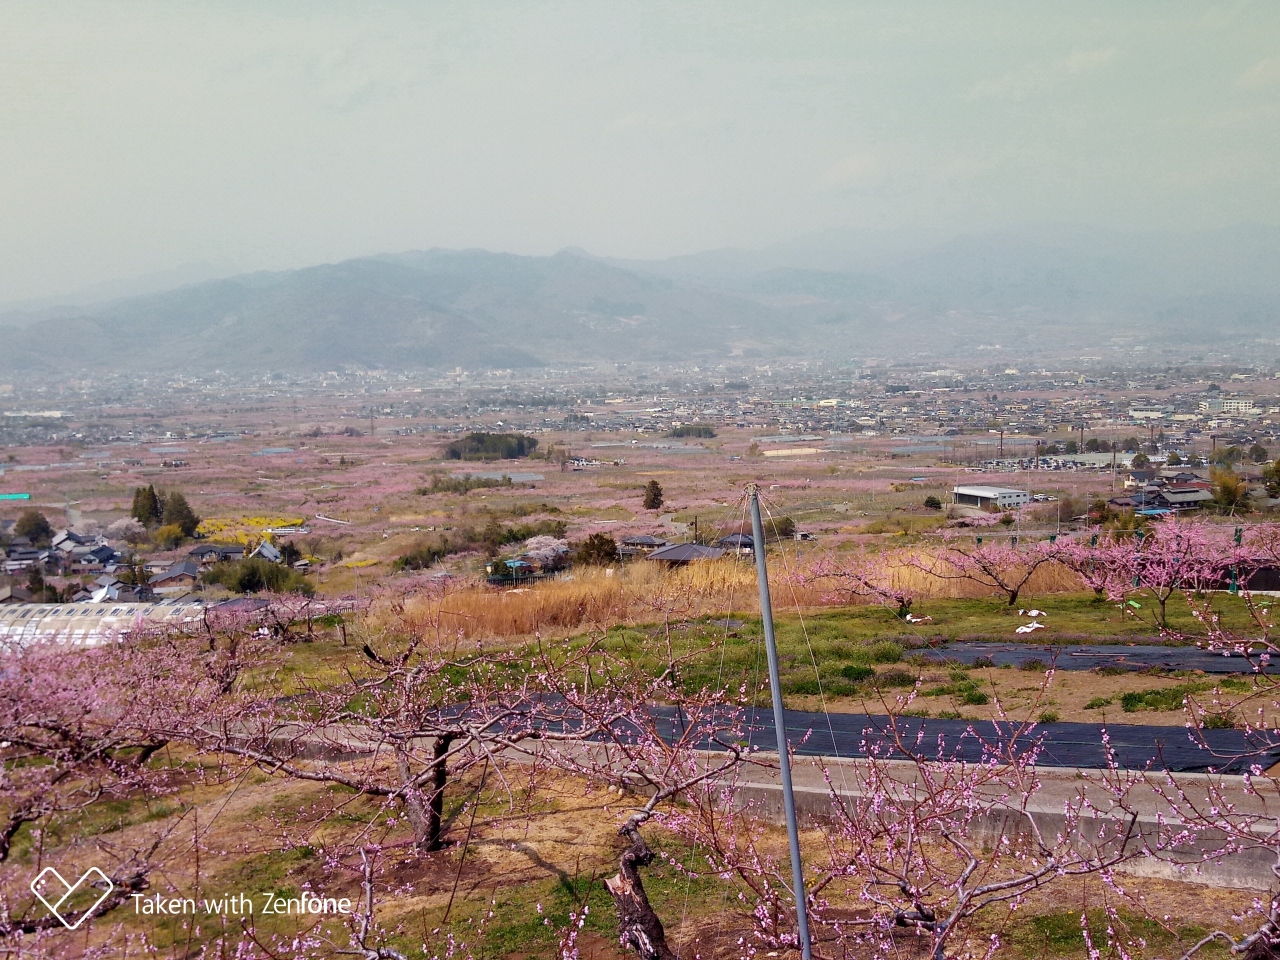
<box><xmin>30</xmin><ymin>867</ymin><xmax>114</xmax><ymax>930</ymax></box>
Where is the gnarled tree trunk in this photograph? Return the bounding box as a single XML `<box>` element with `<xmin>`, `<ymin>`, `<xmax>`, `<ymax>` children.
<box><xmin>605</xmin><ymin>825</ymin><xmax>677</xmax><ymax>960</ymax></box>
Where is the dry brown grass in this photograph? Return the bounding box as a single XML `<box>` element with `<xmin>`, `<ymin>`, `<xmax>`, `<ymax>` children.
<box><xmin>364</xmin><ymin>550</ymin><xmax>1092</xmax><ymax>643</ymax></box>
<box><xmin>370</xmin><ymin>560</ymin><xmax>799</xmax><ymax>641</ymax></box>
<box><xmin>882</xmin><ymin>550</ymin><xmax>1085</xmax><ymax>600</ymax></box>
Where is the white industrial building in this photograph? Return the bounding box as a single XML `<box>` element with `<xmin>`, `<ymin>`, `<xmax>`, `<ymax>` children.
<box><xmin>952</xmin><ymin>485</ymin><xmax>1031</xmax><ymax>510</ymax></box>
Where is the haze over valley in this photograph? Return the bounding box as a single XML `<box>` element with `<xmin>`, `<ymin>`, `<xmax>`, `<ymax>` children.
<box><xmin>4</xmin><ymin>223</ymin><xmax>1279</xmax><ymax>374</ymax></box>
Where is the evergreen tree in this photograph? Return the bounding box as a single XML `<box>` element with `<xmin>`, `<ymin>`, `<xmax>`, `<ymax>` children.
<box><xmin>161</xmin><ymin>491</ymin><xmax>200</xmax><ymax>537</ymax></box>
<box><xmin>642</xmin><ymin>480</ymin><xmax>664</xmax><ymax>510</ymax></box>
<box><xmin>131</xmin><ymin>485</ymin><xmax>162</xmax><ymax>525</ymax></box>
<box><xmin>574</xmin><ymin>533</ymin><xmax>620</xmax><ymax>566</ymax></box>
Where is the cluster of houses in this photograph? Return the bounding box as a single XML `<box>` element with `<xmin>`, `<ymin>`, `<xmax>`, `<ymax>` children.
<box><xmin>483</xmin><ymin>529</ymin><xmax>798</xmax><ymax>583</ymax></box>
<box><xmin>1</xmin><ymin>519</ymin><xmax>298</xmax><ymax>605</ymax></box>
<box><xmin>951</xmin><ymin>471</ymin><xmax>1222</xmax><ymax>519</ymax></box>
<box><xmin>1109</xmin><ymin>471</ymin><xmax>1216</xmax><ymax>514</ymax></box>
<box><xmin>2</xmin><ymin>527</ymin><xmax>124</xmax><ymax>578</ymax></box>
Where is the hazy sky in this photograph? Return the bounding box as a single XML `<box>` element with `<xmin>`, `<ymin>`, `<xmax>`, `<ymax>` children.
<box><xmin>2</xmin><ymin>1</ymin><xmax>1278</xmax><ymax>302</ymax></box>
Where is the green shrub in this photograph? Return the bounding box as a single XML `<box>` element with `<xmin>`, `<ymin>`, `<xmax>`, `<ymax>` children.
<box><xmin>840</xmin><ymin>664</ymin><xmax>875</xmax><ymax>683</ymax></box>
<box><xmin>203</xmin><ymin>558</ymin><xmax>314</xmax><ymax>595</ymax></box>
<box><xmin>574</xmin><ymin>533</ymin><xmax>620</xmax><ymax>566</ymax></box>
<box><xmin>1038</xmin><ymin>710</ymin><xmax>1060</xmax><ymax>723</ymax></box>
<box><xmin>960</xmin><ymin>689</ymin><xmax>990</xmax><ymax>706</ymax></box>
<box><xmin>1020</xmin><ymin>658</ymin><xmax>1047</xmax><ymax>672</ymax></box>
<box><xmin>482</xmin><ymin>518</ymin><xmax>568</xmax><ymax>550</ymax></box>
<box><xmin>1084</xmin><ymin>697</ymin><xmax>1112</xmax><ymax>710</ymax></box>
<box><xmin>785</xmin><ymin>677</ymin><xmax>822</xmax><ymax>695</ymax></box>
<box><xmin>154</xmin><ymin>523</ymin><xmax>186</xmax><ymax>549</ymax></box>
<box><xmin>936</xmin><ymin>710</ymin><xmax>962</xmax><ymax>720</ymax></box>
<box><xmin>1120</xmin><ymin>684</ymin><xmax>1209</xmax><ymax>713</ymax></box>
<box><xmin>864</xmin><ymin>640</ymin><xmax>904</xmax><ymax>664</ymax></box>
<box><xmin>874</xmin><ymin>669</ymin><xmax>919</xmax><ymax>688</ymax></box>
<box><xmin>395</xmin><ymin>539</ymin><xmax>449</xmax><ymax>571</ymax></box>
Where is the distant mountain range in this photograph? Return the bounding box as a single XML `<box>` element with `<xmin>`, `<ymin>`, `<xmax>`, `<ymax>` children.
<box><xmin>3</xmin><ymin>224</ymin><xmax>1279</xmax><ymax>373</ymax></box>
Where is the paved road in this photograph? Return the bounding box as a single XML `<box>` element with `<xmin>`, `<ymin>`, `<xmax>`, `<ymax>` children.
<box><xmin>919</xmin><ymin>640</ymin><xmax>1274</xmax><ymax>674</ymax></box>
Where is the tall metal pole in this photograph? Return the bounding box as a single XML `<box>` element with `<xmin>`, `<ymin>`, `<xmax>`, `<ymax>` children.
<box><xmin>747</xmin><ymin>485</ymin><xmax>813</xmax><ymax>960</ymax></box>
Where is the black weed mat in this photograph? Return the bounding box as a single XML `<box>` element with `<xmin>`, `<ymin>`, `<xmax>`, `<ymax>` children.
<box><xmin>681</xmin><ymin>707</ymin><xmax>1280</xmax><ymax>774</ymax></box>
<box><xmin>919</xmin><ymin>641</ymin><xmax>1275</xmax><ymax>674</ymax></box>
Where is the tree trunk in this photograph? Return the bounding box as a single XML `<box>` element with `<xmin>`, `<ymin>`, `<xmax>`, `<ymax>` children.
<box><xmin>605</xmin><ymin>826</ymin><xmax>677</xmax><ymax>960</ymax></box>
<box><xmin>426</xmin><ymin>735</ymin><xmax>451</xmax><ymax>850</ymax></box>
<box><xmin>396</xmin><ymin>735</ymin><xmax>454</xmax><ymax>851</ymax></box>
<box><xmin>0</xmin><ymin>814</ymin><xmax>27</xmax><ymax>863</ymax></box>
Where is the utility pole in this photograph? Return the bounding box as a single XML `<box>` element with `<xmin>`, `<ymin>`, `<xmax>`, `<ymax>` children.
<box><xmin>747</xmin><ymin>485</ymin><xmax>812</xmax><ymax>960</ymax></box>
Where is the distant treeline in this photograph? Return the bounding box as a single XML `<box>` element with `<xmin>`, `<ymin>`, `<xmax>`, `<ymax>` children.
<box><xmin>667</xmin><ymin>424</ymin><xmax>717</xmax><ymax>438</ymax></box>
<box><xmin>444</xmin><ymin>432</ymin><xmax>539</xmax><ymax>460</ymax></box>
<box><xmin>417</xmin><ymin>473</ymin><xmax>514</xmax><ymax>495</ymax></box>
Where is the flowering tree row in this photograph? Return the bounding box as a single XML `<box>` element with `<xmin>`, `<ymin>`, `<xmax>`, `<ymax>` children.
<box><xmin>8</xmin><ymin>532</ymin><xmax>1280</xmax><ymax>958</ymax></box>
<box><xmin>806</xmin><ymin>516</ymin><xmax>1280</xmax><ymax>625</ymax></box>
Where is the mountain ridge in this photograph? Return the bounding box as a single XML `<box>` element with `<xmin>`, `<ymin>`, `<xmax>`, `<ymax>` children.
<box><xmin>3</xmin><ymin>224</ymin><xmax>1278</xmax><ymax>373</ymax></box>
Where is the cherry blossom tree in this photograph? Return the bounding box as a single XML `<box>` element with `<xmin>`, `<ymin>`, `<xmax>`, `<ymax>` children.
<box><xmin>180</xmin><ymin>587</ymin><xmax>752</xmax><ymax>923</ymax></box>
<box><xmin>909</xmin><ymin>536</ymin><xmax>1057</xmax><ymax>607</ymax></box>
<box><xmin>1110</xmin><ymin>516</ymin><xmax>1237</xmax><ymax>628</ymax></box>
<box><xmin>802</xmin><ymin>547</ymin><xmax>914</xmax><ymax>617</ymax></box>
<box><xmin>1048</xmin><ymin>530</ymin><xmax>1132</xmax><ymax>601</ymax></box>
<box><xmin>105</xmin><ymin>516</ymin><xmax>147</xmax><ymax>543</ymax></box>
<box><xmin>645</xmin><ymin>699</ymin><xmax>1163</xmax><ymax>960</ymax></box>
<box><xmin>1125</xmin><ymin>546</ymin><xmax>1280</xmax><ymax>959</ymax></box>
<box><xmin>0</xmin><ymin>621</ymin><xmax>263</xmax><ymax>934</ymax></box>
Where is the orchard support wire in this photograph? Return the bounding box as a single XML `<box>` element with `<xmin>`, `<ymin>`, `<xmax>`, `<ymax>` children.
<box><xmin>747</xmin><ymin>484</ymin><xmax>813</xmax><ymax>960</ymax></box>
